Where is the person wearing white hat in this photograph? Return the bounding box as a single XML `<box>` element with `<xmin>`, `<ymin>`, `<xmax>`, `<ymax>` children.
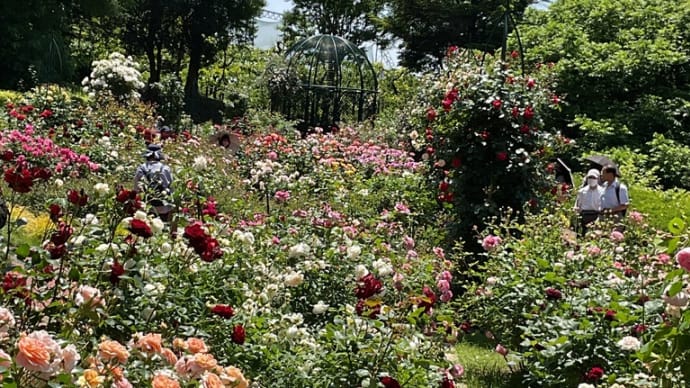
<box><xmin>574</xmin><ymin>169</ymin><xmax>604</xmax><ymax>235</ymax></box>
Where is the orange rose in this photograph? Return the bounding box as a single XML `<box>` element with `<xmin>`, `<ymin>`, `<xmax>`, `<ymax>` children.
<box><xmin>79</xmin><ymin>369</ymin><xmax>105</xmax><ymax>387</ymax></box>
<box><xmin>160</xmin><ymin>348</ymin><xmax>178</xmax><ymax>365</ymax></box>
<box><xmin>151</xmin><ymin>374</ymin><xmax>181</xmax><ymax>388</ymax></box>
<box><xmin>15</xmin><ymin>336</ymin><xmax>51</xmax><ymax>371</ymax></box>
<box><xmin>202</xmin><ymin>372</ymin><xmax>224</xmax><ymax>388</ymax></box>
<box><xmin>220</xmin><ymin>366</ymin><xmax>249</xmax><ymax>388</ymax></box>
<box><xmin>109</xmin><ymin>365</ymin><xmax>125</xmax><ymax>381</ymax></box>
<box><xmin>186</xmin><ymin>337</ymin><xmax>208</xmax><ymax>354</ymax></box>
<box><xmin>188</xmin><ymin>353</ymin><xmax>218</xmax><ymax>376</ymax></box>
<box><xmin>172</xmin><ymin>338</ymin><xmax>187</xmax><ymax>350</ymax></box>
<box><xmin>137</xmin><ymin>333</ymin><xmax>162</xmax><ymax>354</ymax></box>
<box><xmin>99</xmin><ymin>340</ymin><xmax>130</xmax><ymax>363</ymax></box>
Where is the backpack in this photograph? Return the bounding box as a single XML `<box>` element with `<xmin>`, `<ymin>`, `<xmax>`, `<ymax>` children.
<box><xmin>141</xmin><ymin>163</ymin><xmax>171</xmax><ymax>205</ymax></box>
<box><xmin>615</xmin><ymin>183</ymin><xmax>628</xmax><ymax>217</ymax></box>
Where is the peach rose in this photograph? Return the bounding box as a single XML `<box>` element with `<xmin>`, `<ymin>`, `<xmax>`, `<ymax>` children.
<box><xmin>220</xmin><ymin>366</ymin><xmax>249</xmax><ymax>388</ymax></box>
<box><xmin>202</xmin><ymin>372</ymin><xmax>224</xmax><ymax>388</ymax></box>
<box><xmin>188</xmin><ymin>353</ymin><xmax>218</xmax><ymax>377</ymax></box>
<box><xmin>15</xmin><ymin>331</ymin><xmax>61</xmax><ymax>374</ymax></box>
<box><xmin>160</xmin><ymin>347</ymin><xmax>178</xmax><ymax>365</ymax></box>
<box><xmin>61</xmin><ymin>344</ymin><xmax>80</xmax><ymax>372</ymax></box>
<box><xmin>174</xmin><ymin>356</ymin><xmax>191</xmax><ymax>377</ymax></box>
<box><xmin>152</xmin><ymin>373</ymin><xmax>181</xmax><ymax>388</ymax></box>
<box><xmin>74</xmin><ymin>285</ymin><xmax>105</xmax><ymax>308</ymax></box>
<box><xmin>0</xmin><ymin>307</ymin><xmax>15</xmax><ymax>333</ymax></box>
<box><xmin>109</xmin><ymin>365</ymin><xmax>125</xmax><ymax>381</ymax></box>
<box><xmin>137</xmin><ymin>333</ymin><xmax>162</xmax><ymax>354</ymax></box>
<box><xmin>172</xmin><ymin>338</ymin><xmax>187</xmax><ymax>350</ymax></box>
<box><xmin>186</xmin><ymin>337</ymin><xmax>208</xmax><ymax>354</ymax></box>
<box><xmin>99</xmin><ymin>340</ymin><xmax>130</xmax><ymax>363</ymax></box>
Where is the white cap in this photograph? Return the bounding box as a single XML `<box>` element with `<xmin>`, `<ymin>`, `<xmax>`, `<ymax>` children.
<box><xmin>586</xmin><ymin>169</ymin><xmax>600</xmax><ymax>178</ymax></box>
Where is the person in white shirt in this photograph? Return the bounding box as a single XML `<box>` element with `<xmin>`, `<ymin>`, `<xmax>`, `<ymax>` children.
<box><xmin>600</xmin><ymin>164</ymin><xmax>629</xmax><ymax>219</ymax></box>
<box><xmin>574</xmin><ymin>169</ymin><xmax>604</xmax><ymax>235</ymax></box>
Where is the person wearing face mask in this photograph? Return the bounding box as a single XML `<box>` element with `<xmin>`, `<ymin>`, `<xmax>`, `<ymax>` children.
<box><xmin>574</xmin><ymin>169</ymin><xmax>605</xmax><ymax>235</ymax></box>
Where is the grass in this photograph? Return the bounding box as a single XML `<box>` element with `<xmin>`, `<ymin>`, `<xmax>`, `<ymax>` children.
<box><xmin>452</xmin><ymin>336</ymin><xmax>520</xmax><ymax>388</ymax></box>
<box><xmin>630</xmin><ymin>186</ymin><xmax>690</xmax><ymax>231</ymax></box>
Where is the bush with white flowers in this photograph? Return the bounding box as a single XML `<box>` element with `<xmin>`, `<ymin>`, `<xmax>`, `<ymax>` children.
<box><xmin>82</xmin><ymin>52</ymin><xmax>145</xmax><ymax>101</ymax></box>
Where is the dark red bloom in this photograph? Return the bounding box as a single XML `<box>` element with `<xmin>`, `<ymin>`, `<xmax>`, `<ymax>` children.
<box><xmin>496</xmin><ymin>151</ymin><xmax>508</xmax><ymax>161</ymax></box>
<box><xmin>585</xmin><ymin>366</ymin><xmax>604</xmax><ymax>382</ymax></box>
<box><xmin>211</xmin><ymin>304</ymin><xmax>234</xmax><ymax>318</ymax></box>
<box><xmin>116</xmin><ymin>187</ymin><xmax>134</xmax><ymax>203</ymax></box>
<box><xmin>110</xmin><ymin>260</ymin><xmax>125</xmax><ymax>284</ymax></box>
<box><xmin>2</xmin><ymin>272</ymin><xmax>27</xmax><ymax>292</ymax></box>
<box><xmin>48</xmin><ymin>203</ymin><xmax>62</xmax><ymax>223</ymax></box>
<box><xmin>510</xmin><ymin>50</ymin><xmax>519</xmax><ymax>59</ymax></box>
<box><xmin>50</xmin><ymin>222</ymin><xmax>73</xmax><ymax>245</ymax></box>
<box><xmin>380</xmin><ymin>376</ymin><xmax>401</xmax><ymax>388</ymax></box>
<box><xmin>523</xmin><ymin>106</ymin><xmax>535</xmax><ymax>121</ymax></box>
<box><xmin>440</xmin><ymin>375</ymin><xmax>455</xmax><ymax>388</ymax></box>
<box><xmin>604</xmin><ymin>309</ymin><xmax>617</xmax><ymax>321</ymax></box>
<box><xmin>39</xmin><ymin>109</ymin><xmax>53</xmax><ymax>118</ymax></box>
<box><xmin>426</xmin><ymin>107</ymin><xmax>437</xmax><ymax>122</ymax></box>
<box><xmin>451</xmin><ymin>157</ymin><xmax>461</xmax><ymax>168</ymax></box>
<box><xmin>459</xmin><ymin>321</ymin><xmax>472</xmax><ymax>333</ymax></box>
<box><xmin>30</xmin><ymin>167</ymin><xmax>51</xmax><ymax>181</ymax></box>
<box><xmin>231</xmin><ymin>324</ymin><xmax>246</xmax><ymax>345</ymax></box>
<box><xmin>1</xmin><ymin>150</ymin><xmax>13</xmax><ymax>162</ymax></box>
<box><xmin>202</xmin><ymin>199</ymin><xmax>218</xmax><ymax>218</ymax></box>
<box><xmin>631</xmin><ymin>324</ymin><xmax>647</xmax><ymax>336</ymax></box>
<box><xmin>439</xmin><ymin>181</ymin><xmax>449</xmax><ymax>192</ymax></box>
<box><xmin>419</xmin><ymin>286</ymin><xmax>437</xmax><ymax>312</ymax></box>
<box><xmin>4</xmin><ymin>165</ymin><xmax>34</xmax><ymax>193</ymax></box>
<box><xmin>492</xmin><ymin>99</ymin><xmax>502</xmax><ymax>109</ymax></box>
<box><xmin>46</xmin><ymin>243</ymin><xmax>67</xmax><ymax>259</ymax></box>
<box><xmin>200</xmin><ymin>237</ymin><xmax>223</xmax><ymax>262</ymax></box>
<box><xmin>129</xmin><ymin>219</ymin><xmax>152</xmax><ymax>238</ymax></box>
<box><xmin>355</xmin><ymin>274</ymin><xmax>383</xmax><ymax>299</ymax></box>
<box><xmin>545</xmin><ymin>287</ymin><xmax>562</xmax><ymax>300</ymax></box>
<box><xmin>67</xmin><ymin>189</ymin><xmax>88</xmax><ymax>206</ymax></box>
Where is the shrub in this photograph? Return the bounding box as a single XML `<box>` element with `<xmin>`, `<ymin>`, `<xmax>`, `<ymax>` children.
<box><xmin>647</xmin><ymin>133</ymin><xmax>690</xmax><ymax>190</ymax></box>
<box><xmin>81</xmin><ymin>52</ymin><xmax>145</xmax><ymax>101</ymax></box>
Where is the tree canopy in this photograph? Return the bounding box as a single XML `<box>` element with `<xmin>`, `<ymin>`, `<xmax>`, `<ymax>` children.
<box><xmin>518</xmin><ymin>0</ymin><xmax>690</xmax><ymax>149</ymax></box>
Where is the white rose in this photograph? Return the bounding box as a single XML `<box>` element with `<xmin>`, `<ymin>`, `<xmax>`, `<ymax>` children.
<box><xmin>150</xmin><ymin>218</ymin><xmax>165</xmax><ymax>234</ymax></box>
<box><xmin>160</xmin><ymin>242</ymin><xmax>172</xmax><ymax>254</ymax></box>
<box><xmin>193</xmin><ymin>155</ymin><xmax>208</xmax><ymax>171</ymax></box>
<box><xmin>617</xmin><ymin>336</ymin><xmax>641</xmax><ymax>351</ymax></box>
<box><xmin>284</xmin><ymin>271</ymin><xmax>304</xmax><ymax>287</ymax></box>
<box><xmin>312</xmin><ymin>301</ymin><xmax>329</xmax><ymax>314</ymax></box>
<box><xmin>355</xmin><ymin>265</ymin><xmax>369</xmax><ymax>279</ymax></box>
<box><xmin>289</xmin><ymin>243</ymin><xmax>310</xmax><ymax>258</ymax></box>
<box><xmin>55</xmin><ymin>179</ymin><xmax>64</xmax><ymax>187</ymax></box>
<box><xmin>663</xmin><ymin>285</ymin><xmax>690</xmax><ymax>307</ymax></box>
<box><xmin>133</xmin><ymin>210</ymin><xmax>148</xmax><ymax>221</ymax></box>
<box><xmin>347</xmin><ymin>245</ymin><xmax>361</xmax><ymax>259</ymax></box>
<box><xmin>93</xmin><ymin>183</ymin><xmax>110</xmax><ymax>196</ymax></box>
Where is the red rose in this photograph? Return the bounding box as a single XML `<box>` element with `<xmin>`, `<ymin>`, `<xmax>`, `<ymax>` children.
<box><xmin>604</xmin><ymin>309</ymin><xmax>616</xmax><ymax>321</ymax></box>
<box><xmin>231</xmin><ymin>324</ymin><xmax>246</xmax><ymax>344</ymax></box>
<box><xmin>419</xmin><ymin>286</ymin><xmax>437</xmax><ymax>312</ymax></box>
<box><xmin>585</xmin><ymin>366</ymin><xmax>604</xmax><ymax>382</ymax></box>
<box><xmin>380</xmin><ymin>376</ymin><xmax>401</xmax><ymax>388</ymax></box>
<box><xmin>496</xmin><ymin>151</ymin><xmax>508</xmax><ymax>161</ymax></box>
<box><xmin>440</xmin><ymin>375</ymin><xmax>455</xmax><ymax>388</ymax></box>
<box><xmin>439</xmin><ymin>181</ymin><xmax>449</xmax><ymax>192</ymax></box>
<box><xmin>426</xmin><ymin>107</ymin><xmax>437</xmax><ymax>122</ymax></box>
<box><xmin>526</xmin><ymin>78</ymin><xmax>536</xmax><ymax>89</ymax></box>
<box><xmin>39</xmin><ymin>109</ymin><xmax>53</xmax><ymax>118</ymax></box>
<box><xmin>129</xmin><ymin>219</ymin><xmax>153</xmax><ymax>238</ymax></box>
<box><xmin>4</xmin><ymin>166</ymin><xmax>34</xmax><ymax>193</ymax></box>
<box><xmin>2</xmin><ymin>272</ymin><xmax>27</xmax><ymax>292</ymax></box>
<box><xmin>511</xmin><ymin>106</ymin><xmax>519</xmax><ymax>118</ymax></box>
<box><xmin>523</xmin><ymin>106</ymin><xmax>534</xmax><ymax>121</ymax></box>
<box><xmin>67</xmin><ymin>189</ymin><xmax>88</xmax><ymax>206</ymax></box>
<box><xmin>1</xmin><ymin>150</ymin><xmax>13</xmax><ymax>162</ymax></box>
<box><xmin>116</xmin><ymin>187</ymin><xmax>133</xmax><ymax>203</ymax></box>
<box><xmin>545</xmin><ymin>287</ymin><xmax>562</xmax><ymax>300</ymax></box>
<box><xmin>49</xmin><ymin>203</ymin><xmax>62</xmax><ymax>223</ymax></box>
<box><xmin>492</xmin><ymin>99</ymin><xmax>502</xmax><ymax>109</ymax></box>
<box><xmin>202</xmin><ymin>199</ymin><xmax>218</xmax><ymax>217</ymax></box>
<box><xmin>50</xmin><ymin>222</ymin><xmax>73</xmax><ymax>245</ymax></box>
<box><xmin>510</xmin><ymin>50</ymin><xmax>519</xmax><ymax>59</ymax></box>
<box><xmin>110</xmin><ymin>260</ymin><xmax>125</xmax><ymax>284</ymax></box>
<box><xmin>200</xmin><ymin>237</ymin><xmax>223</xmax><ymax>262</ymax></box>
<box><xmin>211</xmin><ymin>304</ymin><xmax>234</xmax><ymax>318</ymax></box>
<box><xmin>355</xmin><ymin>274</ymin><xmax>383</xmax><ymax>299</ymax></box>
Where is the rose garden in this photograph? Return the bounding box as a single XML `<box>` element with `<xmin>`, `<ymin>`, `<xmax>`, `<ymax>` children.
<box><xmin>2</xmin><ymin>1</ymin><xmax>690</xmax><ymax>387</ymax></box>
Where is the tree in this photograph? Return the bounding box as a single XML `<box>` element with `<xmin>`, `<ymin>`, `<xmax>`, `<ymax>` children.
<box><xmin>0</xmin><ymin>0</ymin><xmax>119</xmax><ymax>89</ymax></box>
<box><xmin>517</xmin><ymin>0</ymin><xmax>690</xmax><ymax>150</ymax></box>
<box><xmin>281</xmin><ymin>0</ymin><xmax>388</xmax><ymax>47</ymax></box>
<box><xmin>384</xmin><ymin>0</ymin><xmax>532</xmax><ymax>70</ymax></box>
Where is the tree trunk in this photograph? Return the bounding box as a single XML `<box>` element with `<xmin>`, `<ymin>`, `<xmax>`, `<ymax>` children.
<box><xmin>146</xmin><ymin>0</ymin><xmax>163</xmax><ymax>84</ymax></box>
<box><xmin>184</xmin><ymin>27</ymin><xmax>202</xmax><ymax>99</ymax></box>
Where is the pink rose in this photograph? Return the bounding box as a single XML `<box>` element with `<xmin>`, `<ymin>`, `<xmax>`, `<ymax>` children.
<box><xmin>0</xmin><ymin>348</ymin><xmax>11</xmax><ymax>369</ymax></box>
<box><xmin>610</xmin><ymin>230</ymin><xmax>624</xmax><ymax>242</ymax></box>
<box><xmin>482</xmin><ymin>235</ymin><xmax>502</xmax><ymax>251</ymax></box>
<box><xmin>402</xmin><ymin>236</ymin><xmax>415</xmax><ymax>250</ymax></box>
<box><xmin>75</xmin><ymin>285</ymin><xmax>105</xmax><ymax>308</ymax></box>
<box><xmin>628</xmin><ymin>211</ymin><xmax>644</xmax><ymax>223</ymax></box>
<box><xmin>587</xmin><ymin>246</ymin><xmax>601</xmax><ymax>256</ymax></box>
<box><xmin>676</xmin><ymin>248</ymin><xmax>690</xmax><ymax>272</ymax></box>
<box><xmin>437</xmin><ymin>279</ymin><xmax>451</xmax><ymax>293</ymax></box>
<box><xmin>61</xmin><ymin>344</ymin><xmax>80</xmax><ymax>372</ymax></box>
<box><xmin>495</xmin><ymin>344</ymin><xmax>509</xmax><ymax>356</ymax></box>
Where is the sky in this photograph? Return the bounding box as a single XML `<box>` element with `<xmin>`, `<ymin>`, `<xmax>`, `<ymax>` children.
<box><xmin>265</xmin><ymin>0</ymin><xmax>293</xmax><ymax>14</ymax></box>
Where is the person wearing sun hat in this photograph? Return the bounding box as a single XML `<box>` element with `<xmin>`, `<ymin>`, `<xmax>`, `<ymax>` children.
<box><xmin>574</xmin><ymin>168</ymin><xmax>604</xmax><ymax>235</ymax></box>
<box><xmin>134</xmin><ymin>144</ymin><xmax>173</xmax><ymax>221</ymax></box>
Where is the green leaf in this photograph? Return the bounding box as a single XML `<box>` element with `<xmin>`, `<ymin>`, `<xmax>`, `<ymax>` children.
<box><xmin>15</xmin><ymin>243</ymin><xmax>30</xmax><ymax>259</ymax></box>
<box><xmin>668</xmin><ymin>217</ymin><xmax>686</xmax><ymax>234</ymax></box>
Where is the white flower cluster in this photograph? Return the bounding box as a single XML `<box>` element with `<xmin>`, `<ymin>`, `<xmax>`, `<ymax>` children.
<box><xmin>82</xmin><ymin>52</ymin><xmax>145</xmax><ymax>101</ymax></box>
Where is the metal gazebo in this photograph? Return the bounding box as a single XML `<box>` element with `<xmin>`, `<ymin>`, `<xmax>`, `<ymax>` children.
<box><xmin>278</xmin><ymin>35</ymin><xmax>378</xmax><ymax>130</ymax></box>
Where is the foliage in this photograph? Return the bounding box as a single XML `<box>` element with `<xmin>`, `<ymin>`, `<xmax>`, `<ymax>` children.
<box><xmin>384</xmin><ymin>0</ymin><xmax>532</xmax><ymax>69</ymax></box>
<box><xmin>457</xmin><ymin>206</ymin><xmax>685</xmax><ymax>386</ymax></box>
<box><xmin>410</xmin><ymin>50</ymin><xmax>569</xmax><ymax>250</ymax></box>
<box><xmin>81</xmin><ymin>52</ymin><xmax>146</xmax><ymax>102</ymax></box>
<box><xmin>281</xmin><ymin>0</ymin><xmax>388</xmax><ymax>47</ymax></box>
<box><xmin>647</xmin><ymin>133</ymin><xmax>690</xmax><ymax>191</ymax></box>
<box><xmin>518</xmin><ymin>0</ymin><xmax>690</xmax><ymax>150</ymax></box>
